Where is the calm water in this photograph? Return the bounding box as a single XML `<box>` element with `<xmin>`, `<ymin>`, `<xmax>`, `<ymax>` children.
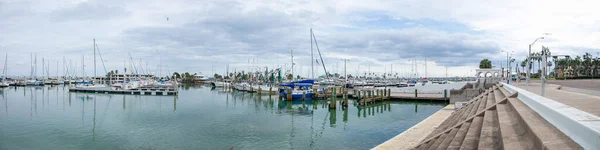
<box><xmin>0</xmin><ymin>85</ymin><xmax>445</xmax><ymax>150</ymax></box>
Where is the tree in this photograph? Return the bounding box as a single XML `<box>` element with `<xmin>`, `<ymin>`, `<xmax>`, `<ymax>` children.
<box><xmin>286</xmin><ymin>74</ymin><xmax>293</xmax><ymax>80</ymax></box>
<box><xmin>296</xmin><ymin>75</ymin><xmax>301</xmax><ymax>79</ymax></box>
<box><xmin>172</xmin><ymin>72</ymin><xmax>181</xmax><ymax>80</ymax></box>
<box><xmin>479</xmin><ymin>59</ymin><xmax>492</xmax><ymax>69</ymax></box>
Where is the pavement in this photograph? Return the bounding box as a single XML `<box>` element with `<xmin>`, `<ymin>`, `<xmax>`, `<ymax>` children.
<box><xmin>373</xmin><ymin>105</ymin><xmax>455</xmax><ymax>150</ymax></box>
<box><xmin>511</xmin><ymin>81</ymin><xmax>600</xmax><ymax>117</ymax></box>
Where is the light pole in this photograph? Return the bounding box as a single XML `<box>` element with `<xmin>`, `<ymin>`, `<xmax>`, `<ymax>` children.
<box><xmin>502</xmin><ymin>50</ymin><xmax>514</xmax><ymax>84</ymax></box>
<box><xmin>526</xmin><ymin>36</ymin><xmax>545</xmax><ymax>89</ymax></box>
<box><xmin>532</xmin><ymin>54</ymin><xmax>568</xmax><ymax>96</ymax></box>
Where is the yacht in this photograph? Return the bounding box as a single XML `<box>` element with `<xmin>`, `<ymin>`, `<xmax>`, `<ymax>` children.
<box><xmin>193</xmin><ymin>73</ymin><xmax>211</xmax><ymax>83</ymax></box>
<box><xmin>0</xmin><ymin>78</ymin><xmax>8</xmax><ymax>87</ymax></box>
<box><xmin>233</xmin><ymin>82</ymin><xmax>250</xmax><ymax>91</ymax></box>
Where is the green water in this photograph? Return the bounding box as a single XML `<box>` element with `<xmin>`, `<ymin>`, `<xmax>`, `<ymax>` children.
<box><xmin>0</xmin><ymin>85</ymin><xmax>445</xmax><ymax>150</ymax></box>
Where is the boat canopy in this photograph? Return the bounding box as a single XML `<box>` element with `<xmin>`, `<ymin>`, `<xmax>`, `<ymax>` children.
<box><xmin>279</xmin><ymin>83</ymin><xmax>312</xmax><ymax>89</ymax></box>
<box><xmin>292</xmin><ymin>79</ymin><xmax>314</xmax><ymax>84</ymax></box>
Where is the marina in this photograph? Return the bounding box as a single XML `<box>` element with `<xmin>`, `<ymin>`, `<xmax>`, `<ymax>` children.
<box><xmin>2</xmin><ymin>1</ymin><xmax>600</xmax><ymax>149</ymax></box>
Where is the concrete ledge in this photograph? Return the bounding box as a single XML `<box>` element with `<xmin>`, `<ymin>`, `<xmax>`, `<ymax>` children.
<box><xmin>502</xmin><ymin>83</ymin><xmax>600</xmax><ymax>149</ymax></box>
<box><xmin>372</xmin><ymin>105</ymin><xmax>455</xmax><ymax>150</ymax></box>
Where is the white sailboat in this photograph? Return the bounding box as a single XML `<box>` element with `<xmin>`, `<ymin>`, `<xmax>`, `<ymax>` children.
<box><xmin>0</xmin><ymin>53</ymin><xmax>8</xmax><ymax>87</ymax></box>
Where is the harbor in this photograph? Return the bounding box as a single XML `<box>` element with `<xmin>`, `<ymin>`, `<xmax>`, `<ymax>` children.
<box><xmin>2</xmin><ymin>1</ymin><xmax>600</xmax><ymax>149</ymax></box>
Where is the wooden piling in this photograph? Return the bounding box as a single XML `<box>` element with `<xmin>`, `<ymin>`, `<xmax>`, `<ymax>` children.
<box><xmin>286</xmin><ymin>88</ymin><xmax>292</xmax><ymax>101</ymax></box>
<box><xmin>414</xmin><ymin>89</ymin><xmax>418</xmax><ymax>97</ymax></box>
<box><xmin>258</xmin><ymin>87</ymin><xmax>262</xmax><ymax>95</ymax></box>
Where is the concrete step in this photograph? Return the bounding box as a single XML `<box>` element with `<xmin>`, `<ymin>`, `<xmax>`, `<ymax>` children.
<box><xmin>412</xmin><ymin>83</ymin><xmax>584</xmax><ymax>149</ymax></box>
<box><xmin>446</xmin><ymin>121</ymin><xmax>471</xmax><ymax>150</ymax></box>
<box><xmin>495</xmin><ymin>88</ymin><xmax>535</xmax><ymax>150</ymax></box>
<box><xmin>426</xmin><ymin>131</ymin><xmax>449</xmax><ymax>150</ymax></box>
<box><xmin>435</xmin><ymin>125</ymin><xmax>461</xmax><ymax>149</ymax></box>
<box><xmin>460</xmin><ymin>115</ymin><xmax>484</xmax><ymax>149</ymax></box>
<box><xmin>502</xmin><ymin>89</ymin><xmax>581</xmax><ymax>149</ymax></box>
<box><xmin>477</xmin><ymin>94</ymin><xmax>502</xmax><ymax>149</ymax></box>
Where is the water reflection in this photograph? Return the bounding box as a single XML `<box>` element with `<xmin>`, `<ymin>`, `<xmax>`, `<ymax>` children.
<box><xmin>0</xmin><ymin>85</ymin><xmax>446</xmax><ymax>150</ymax></box>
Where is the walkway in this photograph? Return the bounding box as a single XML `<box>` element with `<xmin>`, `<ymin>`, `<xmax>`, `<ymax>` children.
<box><xmin>373</xmin><ymin>105</ymin><xmax>455</xmax><ymax>150</ymax></box>
<box><xmin>511</xmin><ymin>82</ymin><xmax>600</xmax><ymax>116</ymax></box>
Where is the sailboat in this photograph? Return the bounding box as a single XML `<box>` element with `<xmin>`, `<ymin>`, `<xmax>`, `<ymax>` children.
<box><xmin>0</xmin><ymin>54</ymin><xmax>8</xmax><ymax>87</ymax></box>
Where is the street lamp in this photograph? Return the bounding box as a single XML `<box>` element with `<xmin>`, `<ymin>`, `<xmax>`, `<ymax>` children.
<box><xmin>526</xmin><ymin>36</ymin><xmax>545</xmax><ymax>89</ymax></box>
<box><xmin>502</xmin><ymin>50</ymin><xmax>514</xmax><ymax>84</ymax></box>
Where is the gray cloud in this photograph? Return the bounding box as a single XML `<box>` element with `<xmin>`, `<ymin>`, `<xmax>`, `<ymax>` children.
<box><xmin>50</xmin><ymin>1</ymin><xmax>130</xmax><ymax>22</ymax></box>
<box><xmin>1</xmin><ymin>0</ymin><xmax>506</xmax><ymax>77</ymax></box>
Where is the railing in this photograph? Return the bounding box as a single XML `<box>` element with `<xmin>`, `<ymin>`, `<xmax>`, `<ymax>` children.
<box><xmin>501</xmin><ymin>83</ymin><xmax>600</xmax><ymax>149</ymax></box>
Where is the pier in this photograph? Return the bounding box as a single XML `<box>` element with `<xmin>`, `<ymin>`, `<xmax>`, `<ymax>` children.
<box><xmin>68</xmin><ymin>85</ymin><xmax>178</xmax><ymax>96</ymax></box>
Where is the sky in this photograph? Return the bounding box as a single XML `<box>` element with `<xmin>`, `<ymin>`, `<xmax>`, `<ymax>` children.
<box><xmin>1</xmin><ymin>0</ymin><xmax>599</xmax><ymax>78</ymax></box>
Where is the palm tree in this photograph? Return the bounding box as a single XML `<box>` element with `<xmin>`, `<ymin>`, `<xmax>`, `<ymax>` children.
<box><xmin>583</xmin><ymin>53</ymin><xmax>592</xmax><ymax>76</ymax></box>
<box><xmin>479</xmin><ymin>59</ymin><xmax>492</xmax><ymax>69</ymax></box>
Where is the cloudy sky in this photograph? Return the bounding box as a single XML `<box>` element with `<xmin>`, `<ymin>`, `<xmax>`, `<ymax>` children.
<box><xmin>1</xmin><ymin>0</ymin><xmax>599</xmax><ymax>78</ymax></box>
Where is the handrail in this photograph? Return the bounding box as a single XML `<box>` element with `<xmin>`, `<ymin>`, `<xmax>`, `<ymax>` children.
<box><xmin>501</xmin><ymin>83</ymin><xmax>600</xmax><ymax>149</ymax></box>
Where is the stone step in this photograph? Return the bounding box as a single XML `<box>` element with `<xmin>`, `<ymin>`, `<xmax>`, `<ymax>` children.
<box><xmin>477</xmin><ymin>105</ymin><xmax>502</xmax><ymax>149</ymax></box>
<box><xmin>460</xmin><ymin>115</ymin><xmax>484</xmax><ymax>149</ymax></box>
<box><xmin>503</xmin><ymin>91</ymin><xmax>581</xmax><ymax>149</ymax></box>
<box><xmin>435</xmin><ymin>125</ymin><xmax>461</xmax><ymax>149</ymax></box>
<box><xmin>495</xmin><ymin>88</ymin><xmax>535</xmax><ymax>150</ymax></box>
<box><xmin>446</xmin><ymin>120</ymin><xmax>472</xmax><ymax>150</ymax></box>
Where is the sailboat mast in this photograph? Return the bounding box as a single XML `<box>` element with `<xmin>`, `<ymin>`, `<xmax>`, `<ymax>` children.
<box><xmin>42</xmin><ymin>57</ymin><xmax>45</xmax><ymax>79</ymax></box>
<box><xmin>34</xmin><ymin>54</ymin><xmax>37</xmax><ymax>79</ymax></box>
<box><xmin>30</xmin><ymin>53</ymin><xmax>33</xmax><ymax>79</ymax></box>
<box><xmin>3</xmin><ymin>54</ymin><xmax>7</xmax><ymax>78</ymax></box>
<box><xmin>291</xmin><ymin>49</ymin><xmax>293</xmax><ymax>81</ymax></box>
<box><xmin>94</xmin><ymin>39</ymin><xmax>96</xmax><ymax>78</ymax></box>
<box><xmin>310</xmin><ymin>28</ymin><xmax>314</xmax><ymax>79</ymax></box>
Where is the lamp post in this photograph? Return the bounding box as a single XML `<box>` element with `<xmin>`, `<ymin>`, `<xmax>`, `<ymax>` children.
<box><xmin>532</xmin><ymin>54</ymin><xmax>568</xmax><ymax>96</ymax></box>
<box><xmin>502</xmin><ymin>50</ymin><xmax>514</xmax><ymax>84</ymax></box>
<box><xmin>526</xmin><ymin>36</ymin><xmax>545</xmax><ymax>89</ymax></box>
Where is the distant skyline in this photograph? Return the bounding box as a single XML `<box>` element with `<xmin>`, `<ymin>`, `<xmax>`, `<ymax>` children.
<box><xmin>1</xmin><ymin>0</ymin><xmax>599</xmax><ymax>77</ymax></box>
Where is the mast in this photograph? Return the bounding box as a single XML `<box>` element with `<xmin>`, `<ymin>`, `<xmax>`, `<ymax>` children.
<box><xmin>30</xmin><ymin>53</ymin><xmax>33</xmax><ymax>79</ymax></box>
<box><xmin>311</xmin><ymin>28</ymin><xmax>314</xmax><ymax>79</ymax></box>
<box><xmin>311</xmin><ymin>30</ymin><xmax>328</xmax><ymax>78</ymax></box>
<box><xmin>3</xmin><ymin>54</ymin><xmax>7</xmax><ymax>78</ymax></box>
<box><xmin>34</xmin><ymin>53</ymin><xmax>37</xmax><ymax>79</ymax></box>
<box><xmin>42</xmin><ymin>57</ymin><xmax>45</xmax><ymax>79</ymax></box>
<box><xmin>290</xmin><ymin>49</ymin><xmax>294</xmax><ymax>81</ymax></box>
<box><xmin>94</xmin><ymin>39</ymin><xmax>96</xmax><ymax>78</ymax></box>
<box><xmin>81</xmin><ymin>55</ymin><xmax>84</xmax><ymax>78</ymax></box>
<box><xmin>424</xmin><ymin>57</ymin><xmax>427</xmax><ymax>78</ymax></box>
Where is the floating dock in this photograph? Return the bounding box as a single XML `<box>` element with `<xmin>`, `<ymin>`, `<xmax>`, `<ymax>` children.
<box><xmin>68</xmin><ymin>86</ymin><xmax>178</xmax><ymax>96</ymax></box>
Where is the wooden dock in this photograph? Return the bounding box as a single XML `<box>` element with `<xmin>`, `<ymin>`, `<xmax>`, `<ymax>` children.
<box><xmin>68</xmin><ymin>86</ymin><xmax>178</xmax><ymax>96</ymax></box>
